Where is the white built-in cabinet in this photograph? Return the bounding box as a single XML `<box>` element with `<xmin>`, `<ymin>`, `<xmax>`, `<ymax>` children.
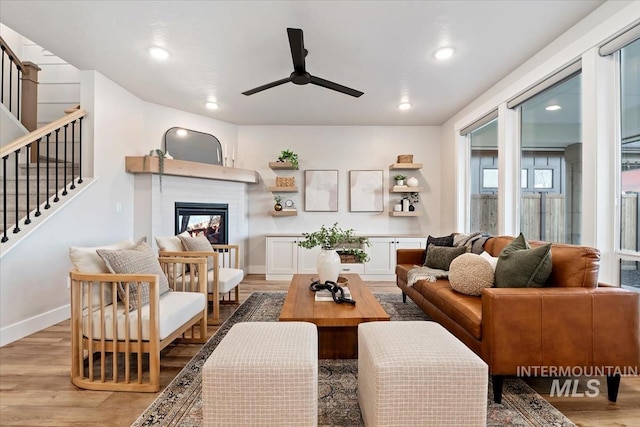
<box><xmin>266</xmin><ymin>235</ymin><xmax>425</xmax><ymax>281</ymax></box>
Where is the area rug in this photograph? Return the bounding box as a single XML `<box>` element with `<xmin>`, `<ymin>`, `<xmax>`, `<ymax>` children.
<box><xmin>132</xmin><ymin>292</ymin><xmax>575</xmax><ymax>427</ymax></box>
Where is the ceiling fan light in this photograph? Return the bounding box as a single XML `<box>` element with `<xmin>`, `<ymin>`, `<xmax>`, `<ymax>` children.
<box><xmin>206</xmin><ymin>102</ymin><xmax>219</xmax><ymax>110</ymax></box>
<box><xmin>434</xmin><ymin>47</ymin><xmax>455</xmax><ymax>60</ymax></box>
<box><xmin>148</xmin><ymin>46</ymin><xmax>169</xmax><ymax>60</ymax></box>
<box><xmin>398</xmin><ymin>102</ymin><xmax>412</xmax><ymax>110</ymax></box>
<box><xmin>545</xmin><ymin>104</ymin><xmax>562</xmax><ymax>111</ymax></box>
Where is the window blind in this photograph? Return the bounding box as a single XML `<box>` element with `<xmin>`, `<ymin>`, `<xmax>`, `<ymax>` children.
<box><xmin>599</xmin><ymin>22</ymin><xmax>640</xmax><ymax>56</ymax></box>
<box><xmin>459</xmin><ymin>110</ymin><xmax>498</xmax><ymax>136</ymax></box>
<box><xmin>506</xmin><ymin>60</ymin><xmax>581</xmax><ymax>109</ymax></box>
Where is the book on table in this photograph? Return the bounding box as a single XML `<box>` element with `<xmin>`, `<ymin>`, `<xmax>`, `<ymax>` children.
<box><xmin>314</xmin><ymin>287</ymin><xmax>351</xmax><ymax>302</ymax></box>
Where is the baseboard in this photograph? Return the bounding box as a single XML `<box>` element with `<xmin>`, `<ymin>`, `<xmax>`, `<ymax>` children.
<box><xmin>0</xmin><ymin>304</ymin><xmax>69</xmax><ymax>347</ymax></box>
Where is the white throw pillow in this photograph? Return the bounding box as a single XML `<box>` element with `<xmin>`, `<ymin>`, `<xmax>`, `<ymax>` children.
<box><xmin>480</xmin><ymin>251</ymin><xmax>499</xmax><ymax>272</ymax></box>
<box><xmin>448</xmin><ymin>253</ymin><xmax>495</xmax><ymax>296</ymax></box>
<box><xmin>155</xmin><ymin>231</ymin><xmax>189</xmax><ymax>252</ymax></box>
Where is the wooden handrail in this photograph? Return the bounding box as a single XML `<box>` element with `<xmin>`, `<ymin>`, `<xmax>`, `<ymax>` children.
<box><xmin>0</xmin><ymin>36</ymin><xmax>24</xmax><ymax>71</ymax></box>
<box><xmin>0</xmin><ymin>109</ymin><xmax>86</xmax><ymax>158</ymax></box>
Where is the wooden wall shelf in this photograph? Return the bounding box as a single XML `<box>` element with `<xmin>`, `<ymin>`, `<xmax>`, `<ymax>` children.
<box><xmin>269</xmin><ymin>210</ymin><xmax>297</xmax><ymax>216</ymax></box>
<box><xmin>389</xmin><ymin>163</ymin><xmax>423</xmax><ymax>170</ymax></box>
<box><xmin>389</xmin><ymin>211</ymin><xmax>423</xmax><ymax>217</ymax></box>
<box><xmin>125</xmin><ymin>156</ymin><xmax>259</xmax><ymax>184</ymax></box>
<box><xmin>391</xmin><ymin>186</ymin><xmax>423</xmax><ymax>193</ymax></box>
<box><xmin>269</xmin><ymin>161</ymin><xmax>297</xmax><ymax>170</ymax></box>
<box><xmin>268</xmin><ymin>186</ymin><xmax>298</xmax><ymax>192</ymax></box>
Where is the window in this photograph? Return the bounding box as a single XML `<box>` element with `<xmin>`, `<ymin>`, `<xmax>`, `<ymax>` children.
<box><xmin>519</xmin><ymin>73</ymin><xmax>582</xmax><ymax>244</ymax></box>
<box><xmin>618</xmin><ymin>38</ymin><xmax>640</xmax><ymax>290</ymax></box>
<box><xmin>469</xmin><ymin>119</ymin><xmax>498</xmax><ymax>235</ymax></box>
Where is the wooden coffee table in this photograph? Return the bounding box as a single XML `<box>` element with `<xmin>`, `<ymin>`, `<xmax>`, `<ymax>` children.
<box><xmin>279</xmin><ymin>273</ymin><xmax>390</xmax><ymax>359</ymax></box>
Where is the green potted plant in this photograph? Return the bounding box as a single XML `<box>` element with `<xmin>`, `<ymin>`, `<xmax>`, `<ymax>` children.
<box><xmin>274</xmin><ymin>195</ymin><xmax>283</xmax><ymax>211</ymax></box>
<box><xmin>277</xmin><ymin>149</ymin><xmax>299</xmax><ymax>170</ymax></box>
<box><xmin>403</xmin><ymin>192</ymin><xmax>420</xmax><ymax>211</ymax></box>
<box><xmin>393</xmin><ymin>174</ymin><xmax>407</xmax><ymax>186</ymax></box>
<box><xmin>298</xmin><ymin>223</ymin><xmax>369</xmax><ymax>283</ymax></box>
<box><xmin>145</xmin><ymin>149</ymin><xmax>169</xmax><ymax>192</ymax></box>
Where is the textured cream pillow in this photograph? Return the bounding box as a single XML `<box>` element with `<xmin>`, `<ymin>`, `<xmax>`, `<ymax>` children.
<box><xmin>178</xmin><ymin>234</ymin><xmax>214</xmax><ymax>270</ymax></box>
<box><xmin>479</xmin><ymin>251</ymin><xmax>499</xmax><ymax>271</ymax></box>
<box><xmin>155</xmin><ymin>231</ymin><xmax>189</xmax><ymax>252</ymax></box>
<box><xmin>448</xmin><ymin>253</ymin><xmax>495</xmax><ymax>296</ymax></box>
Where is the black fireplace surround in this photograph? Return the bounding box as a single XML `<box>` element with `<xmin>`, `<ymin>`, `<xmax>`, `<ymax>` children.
<box><xmin>174</xmin><ymin>202</ymin><xmax>228</xmax><ymax>244</ymax></box>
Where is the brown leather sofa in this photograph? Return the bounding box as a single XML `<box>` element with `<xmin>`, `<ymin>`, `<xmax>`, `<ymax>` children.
<box><xmin>396</xmin><ymin>235</ymin><xmax>640</xmax><ymax>403</ymax></box>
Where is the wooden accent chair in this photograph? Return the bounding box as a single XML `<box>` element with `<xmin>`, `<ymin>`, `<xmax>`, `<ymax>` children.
<box><xmin>159</xmin><ymin>244</ymin><xmax>243</xmax><ymax>325</ymax></box>
<box><xmin>69</xmin><ymin>256</ymin><xmax>208</xmax><ymax>392</ymax></box>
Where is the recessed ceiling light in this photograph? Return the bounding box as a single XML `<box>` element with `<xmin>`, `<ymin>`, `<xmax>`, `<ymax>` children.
<box><xmin>206</xmin><ymin>102</ymin><xmax>219</xmax><ymax>110</ymax></box>
<box><xmin>176</xmin><ymin>129</ymin><xmax>187</xmax><ymax>137</ymax></box>
<box><xmin>148</xmin><ymin>46</ymin><xmax>169</xmax><ymax>60</ymax></box>
<box><xmin>398</xmin><ymin>103</ymin><xmax>412</xmax><ymax>110</ymax></box>
<box><xmin>434</xmin><ymin>47</ymin><xmax>455</xmax><ymax>60</ymax></box>
<box><xmin>545</xmin><ymin>105</ymin><xmax>562</xmax><ymax>111</ymax></box>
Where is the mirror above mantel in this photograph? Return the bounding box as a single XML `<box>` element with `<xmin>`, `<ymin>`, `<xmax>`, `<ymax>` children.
<box><xmin>164</xmin><ymin>127</ymin><xmax>224</xmax><ymax>165</ymax></box>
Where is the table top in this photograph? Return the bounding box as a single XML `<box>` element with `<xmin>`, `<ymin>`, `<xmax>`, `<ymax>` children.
<box><xmin>279</xmin><ymin>274</ymin><xmax>390</xmax><ymax>327</ymax></box>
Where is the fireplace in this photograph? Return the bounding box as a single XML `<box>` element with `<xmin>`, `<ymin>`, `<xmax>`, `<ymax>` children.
<box><xmin>175</xmin><ymin>202</ymin><xmax>228</xmax><ymax>244</ymax></box>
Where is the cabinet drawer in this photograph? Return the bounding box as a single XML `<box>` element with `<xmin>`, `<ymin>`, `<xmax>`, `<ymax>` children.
<box><xmin>339</xmin><ymin>263</ymin><xmax>365</xmax><ymax>274</ymax></box>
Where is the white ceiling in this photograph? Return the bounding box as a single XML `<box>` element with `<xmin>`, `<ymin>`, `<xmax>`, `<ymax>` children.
<box><xmin>0</xmin><ymin>0</ymin><xmax>604</xmax><ymax>126</ymax></box>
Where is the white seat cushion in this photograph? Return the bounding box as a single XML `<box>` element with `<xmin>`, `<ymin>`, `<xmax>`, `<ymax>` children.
<box><xmin>83</xmin><ymin>291</ymin><xmax>205</xmax><ymax>341</ymax></box>
<box><xmin>179</xmin><ymin>268</ymin><xmax>244</xmax><ymax>293</ymax></box>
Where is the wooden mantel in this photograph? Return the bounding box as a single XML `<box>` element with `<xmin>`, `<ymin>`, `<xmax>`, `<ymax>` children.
<box><xmin>125</xmin><ymin>156</ymin><xmax>259</xmax><ymax>184</ymax></box>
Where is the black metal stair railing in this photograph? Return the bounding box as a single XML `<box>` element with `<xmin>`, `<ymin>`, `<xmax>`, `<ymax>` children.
<box><xmin>1</xmin><ymin>110</ymin><xmax>86</xmax><ymax>244</ymax></box>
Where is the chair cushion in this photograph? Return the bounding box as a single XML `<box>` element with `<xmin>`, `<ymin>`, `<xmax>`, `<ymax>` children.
<box><xmin>83</xmin><ymin>291</ymin><xmax>205</xmax><ymax>341</ymax></box>
<box><xmin>181</xmin><ymin>268</ymin><xmax>244</xmax><ymax>294</ymax></box>
<box><xmin>69</xmin><ymin>238</ymin><xmax>135</xmax><ymax>310</ymax></box>
<box><xmin>97</xmin><ymin>240</ymin><xmax>171</xmax><ymax>310</ymax></box>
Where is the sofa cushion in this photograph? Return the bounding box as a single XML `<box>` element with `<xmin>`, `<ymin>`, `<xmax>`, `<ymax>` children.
<box><xmin>449</xmin><ymin>253</ymin><xmax>494</xmax><ymax>296</ymax></box>
<box><xmin>422</xmin><ymin>234</ymin><xmax>454</xmax><ymax>264</ymax></box>
<box><xmin>181</xmin><ymin>267</ymin><xmax>244</xmax><ymax>294</ymax></box>
<box><xmin>494</xmin><ymin>233</ymin><xmax>552</xmax><ymax>288</ymax></box>
<box><xmin>414</xmin><ymin>279</ymin><xmax>482</xmax><ymax>339</ymax></box>
<box><xmin>97</xmin><ymin>240</ymin><xmax>171</xmax><ymax>310</ymax></box>
<box><xmin>178</xmin><ymin>234</ymin><xmax>214</xmax><ymax>270</ymax></box>
<box><xmin>424</xmin><ymin>244</ymin><xmax>466</xmax><ymax>271</ymax></box>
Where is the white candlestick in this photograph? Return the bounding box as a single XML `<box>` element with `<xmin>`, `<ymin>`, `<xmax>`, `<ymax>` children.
<box><xmin>232</xmin><ymin>146</ymin><xmax>235</xmax><ymax>161</ymax></box>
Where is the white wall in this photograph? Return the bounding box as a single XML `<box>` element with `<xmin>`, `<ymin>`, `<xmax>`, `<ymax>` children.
<box><xmin>238</xmin><ymin>125</ymin><xmax>442</xmax><ymax>273</ymax></box>
<box><xmin>438</xmin><ymin>0</ymin><xmax>639</xmax><ymax>285</ymax></box>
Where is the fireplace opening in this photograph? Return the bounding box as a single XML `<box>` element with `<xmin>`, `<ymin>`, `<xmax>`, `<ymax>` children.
<box><xmin>175</xmin><ymin>202</ymin><xmax>228</xmax><ymax>244</ymax></box>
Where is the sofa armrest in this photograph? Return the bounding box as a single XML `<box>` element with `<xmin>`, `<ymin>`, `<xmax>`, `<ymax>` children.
<box><xmin>397</xmin><ymin>249</ymin><xmax>425</xmax><ymax>266</ymax></box>
<box><xmin>481</xmin><ymin>287</ymin><xmax>640</xmax><ymax>375</ymax></box>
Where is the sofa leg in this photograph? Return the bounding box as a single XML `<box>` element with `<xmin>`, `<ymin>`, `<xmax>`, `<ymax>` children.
<box><xmin>402</xmin><ymin>292</ymin><xmax>406</xmax><ymax>303</ymax></box>
<box><xmin>607</xmin><ymin>374</ymin><xmax>621</xmax><ymax>402</ymax></box>
<box><xmin>492</xmin><ymin>375</ymin><xmax>504</xmax><ymax>404</ymax></box>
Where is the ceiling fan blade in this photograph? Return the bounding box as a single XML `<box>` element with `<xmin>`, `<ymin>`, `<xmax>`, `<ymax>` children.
<box><xmin>309</xmin><ymin>75</ymin><xmax>364</xmax><ymax>98</ymax></box>
<box><xmin>287</xmin><ymin>28</ymin><xmax>306</xmax><ymax>72</ymax></box>
<box><xmin>242</xmin><ymin>77</ymin><xmax>291</xmax><ymax>96</ymax></box>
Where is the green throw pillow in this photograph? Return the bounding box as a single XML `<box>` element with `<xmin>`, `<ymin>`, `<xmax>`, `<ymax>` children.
<box><xmin>424</xmin><ymin>244</ymin><xmax>467</xmax><ymax>271</ymax></box>
<box><xmin>494</xmin><ymin>233</ymin><xmax>552</xmax><ymax>288</ymax></box>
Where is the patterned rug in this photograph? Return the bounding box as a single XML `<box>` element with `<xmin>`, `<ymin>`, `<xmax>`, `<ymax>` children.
<box><xmin>132</xmin><ymin>292</ymin><xmax>575</xmax><ymax>427</ymax></box>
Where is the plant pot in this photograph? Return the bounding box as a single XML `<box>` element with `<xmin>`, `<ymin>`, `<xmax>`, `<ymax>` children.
<box><xmin>409</xmin><ymin>204</ymin><xmax>415</xmax><ymax>211</ymax></box>
<box><xmin>317</xmin><ymin>249</ymin><xmax>341</xmax><ymax>284</ymax></box>
<box><xmin>395</xmin><ymin>179</ymin><xmax>405</xmax><ymax>186</ymax></box>
<box><xmin>274</xmin><ymin>203</ymin><xmax>283</xmax><ymax>211</ymax></box>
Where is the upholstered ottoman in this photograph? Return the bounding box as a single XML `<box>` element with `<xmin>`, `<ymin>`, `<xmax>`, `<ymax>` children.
<box><xmin>202</xmin><ymin>321</ymin><xmax>318</xmax><ymax>427</ymax></box>
<box><xmin>358</xmin><ymin>321</ymin><xmax>488</xmax><ymax>427</ymax></box>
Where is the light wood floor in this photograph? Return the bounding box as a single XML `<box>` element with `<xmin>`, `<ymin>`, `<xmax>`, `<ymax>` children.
<box><xmin>0</xmin><ymin>275</ymin><xmax>638</xmax><ymax>426</ymax></box>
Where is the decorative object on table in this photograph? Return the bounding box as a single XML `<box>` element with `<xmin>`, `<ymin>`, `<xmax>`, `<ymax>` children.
<box><xmin>397</xmin><ymin>154</ymin><xmax>414</xmax><ymax>163</ymax></box>
<box><xmin>276</xmin><ymin>176</ymin><xmax>295</xmax><ymax>187</ymax></box>
<box><xmin>406</xmin><ymin>176</ymin><xmax>419</xmax><ymax>187</ymax></box>
<box><xmin>163</xmin><ymin>127</ymin><xmax>222</xmax><ymax>165</ymax></box>
<box><xmin>304</xmin><ymin>170</ymin><xmax>338</xmax><ymax>212</ymax></box>
<box><xmin>298</xmin><ymin>222</ymin><xmax>369</xmax><ymax>283</ymax></box>
<box><xmin>349</xmin><ymin>170</ymin><xmax>383</xmax><ymax>212</ymax></box>
<box><xmin>274</xmin><ymin>195</ymin><xmax>283</xmax><ymax>211</ymax></box>
<box><xmin>309</xmin><ymin>280</ymin><xmax>356</xmax><ymax>304</ymax></box>
<box><xmin>393</xmin><ymin>174</ymin><xmax>406</xmax><ymax>186</ymax></box>
<box><xmin>393</xmin><ymin>203</ymin><xmax>402</xmax><ymax>212</ymax></box>
<box><xmin>277</xmin><ymin>149</ymin><xmax>299</xmax><ymax>169</ymax></box>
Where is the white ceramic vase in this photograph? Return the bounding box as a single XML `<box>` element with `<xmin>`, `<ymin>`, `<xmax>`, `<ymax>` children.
<box><xmin>407</xmin><ymin>176</ymin><xmax>419</xmax><ymax>187</ymax></box>
<box><xmin>317</xmin><ymin>248</ymin><xmax>341</xmax><ymax>283</ymax></box>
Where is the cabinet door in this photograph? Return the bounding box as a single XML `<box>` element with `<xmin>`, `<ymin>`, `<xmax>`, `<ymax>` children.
<box><xmin>298</xmin><ymin>245</ymin><xmax>321</xmax><ymax>274</ymax></box>
<box><xmin>266</xmin><ymin>237</ymin><xmax>298</xmax><ymax>276</ymax></box>
<box><xmin>395</xmin><ymin>237</ymin><xmax>426</xmax><ymax>250</ymax></box>
<box><xmin>364</xmin><ymin>237</ymin><xmax>396</xmax><ymax>275</ymax></box>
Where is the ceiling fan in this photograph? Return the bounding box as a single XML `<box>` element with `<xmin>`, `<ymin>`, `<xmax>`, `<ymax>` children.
<box><xmin>242</xmin><ymin>28</ymin><xmax>364</xmax><ymax>98</ymax></box>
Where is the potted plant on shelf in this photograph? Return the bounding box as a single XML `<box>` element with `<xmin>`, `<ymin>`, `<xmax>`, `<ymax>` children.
<box><xmin>403</xmin><ymin>192</ymin><xmax>420</xmax><ymax>211</ymax></box>
<box><xmin>274</xmin><ymin>195</ymin><xmax>283</xmax><ymax>211</ymax></box>
<box><xmin>277</xmin><ymin>149</ymin><xmax>299</xmax><ymax>170</ymax></box>
<box><xmin>298</xmin><ymin>223</ymin><xmax>369</xmax><ymax>283</ymax></box>
<box><xmin>393</xmin><ymin>174</ymin><xmax>407</xmax><ymax>186</ymax></box>
<box><xmin>144</xmin><ymin>149</ymin><xmax>171</xmax><ymax>192</ymax></box>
